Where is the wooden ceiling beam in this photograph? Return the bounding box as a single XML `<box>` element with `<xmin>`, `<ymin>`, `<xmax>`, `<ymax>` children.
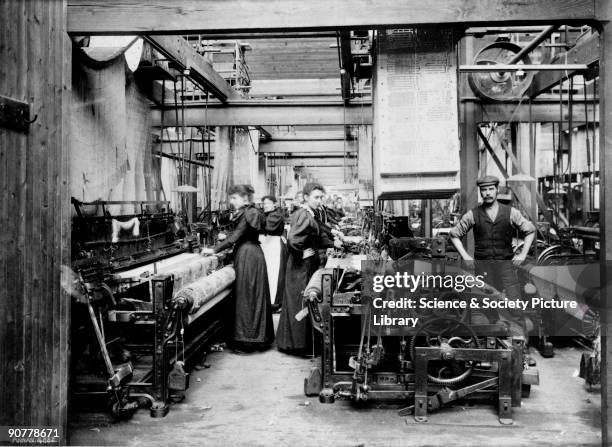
<box><xmin>260</xmin><ymin>140</ymin><xmax>357</xmax><ymax>153</ymax></box>
<box><xmin>151</xmin><ymin>97</ymin><xmax>598</xmax><ymax>127</ymax></box>
<box><xmin>268</xmin><ymin>157</ymin><xmax>357</xmax><ymax>167</ymax></box>
<box><xmin>67</xmin><ymin>0</ymin><xmax>596</xmax><ymax>35</ymax></box>
<box><xmin>151</xmin><ymin>100</ymin><xmax>373</xmax><ymax>126</ymax></box>
<box><xmin>264</xmin><ymin>130</ymin><xmax>352</xmax><ymax>140</ymax></box>
<box><xmin>464</xmin><ymin>99</ymin><xmax>599</xmax><ymax>122</ymax></box>
<box><xmin>144</xmin><ymin>35</ymin><xmax>238</xmax><ymax>102</ymax></box>
<box><xmin>186</xmin><ymin>32</ymin><xmax>338</xmax><ymax>39</ymax></box>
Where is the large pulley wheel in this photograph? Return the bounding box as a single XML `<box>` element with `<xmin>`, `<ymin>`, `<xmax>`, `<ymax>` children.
<box><xmin>513</xmin><ymin>239</ymin><xmax>550</xmax><ymax>258</ymax></box>
<box><xmin>411</xmin><ymin>317</ymin><xmax>480</xmax><ymax>385</ymax></box>
<box><xmin>581</xmin><ymin>308</ymin><xmax>600</xmax><ymax>340</ymax></box>
<box><xmin>536</xmin><ymin>245</ymin><xmax>582</xmax><ymax>265</ymax></box>
<box><xmin>468</xmin><ymin>42</ymin><xmax>535</xmax><ymax>102</ymax></box>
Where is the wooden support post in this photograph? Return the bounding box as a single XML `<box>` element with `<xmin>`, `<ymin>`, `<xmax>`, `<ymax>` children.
<box><xmin>599</xmin><ymin>18</ymin><xmax>612</xmax><ymax>447</ymax></box>
<box><xmin>460</xmin><ymin>101</ymin><xmax>479</xmax><ymax>253</ymax></box>
<box><xmin>339</xmin><ymin>31</ymin><xmax>353</xmax><ymax>104</ymax></box>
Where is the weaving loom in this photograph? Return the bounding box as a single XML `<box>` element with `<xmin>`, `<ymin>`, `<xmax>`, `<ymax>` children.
<box><xmin>303</xmin><ymin>251</ymin><xmax>539</xmax><ymax>424</ymax></box>
<box><xmin>70</xmin><ymin>199</ymin><xmax>234</xmax><ymax>418</ymax></box>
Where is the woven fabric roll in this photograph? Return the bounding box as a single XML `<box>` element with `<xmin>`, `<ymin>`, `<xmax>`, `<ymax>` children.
<box><xmin>174</xmin><ymin>266</ymin><xmax>235</xmax><ymax>314</ymax></box>
<box><xmin>157</xmin><ymin>255</ymin><xmax>219</xmax><ymax>294</ymax></box>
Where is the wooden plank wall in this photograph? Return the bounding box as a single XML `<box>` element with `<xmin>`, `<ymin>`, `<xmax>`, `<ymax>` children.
<box><xmin>0</xmin><ymin>0</ymin><xmax>70</xmax><ymax>443</ymax></box>
<box><xmin>246</xmin><ymin>38</ymin><xmax>339</xmax><ymax>80</ymax></box>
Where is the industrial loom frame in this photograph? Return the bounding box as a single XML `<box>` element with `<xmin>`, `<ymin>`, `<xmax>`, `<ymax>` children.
<box><xmin>304</xmin><ymin>249</ymin><xmax>539</xmax><ymax>424</ymax></box>
<box><xmin>70</xmin><ymin>199</ymin><xmax>232</xmax><ymax>418</ymax></box>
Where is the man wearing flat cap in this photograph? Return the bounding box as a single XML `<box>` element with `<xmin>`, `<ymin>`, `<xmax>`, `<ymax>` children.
<box><xmin>450</xmin><ymin>175</ymin><xmax>536</xmax><ymax>336</ymax></box>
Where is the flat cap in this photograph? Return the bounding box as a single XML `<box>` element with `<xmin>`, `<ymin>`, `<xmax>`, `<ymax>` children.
<box><xmin>476</xmin><ymin>175</ymin><xmax>500</xmax><ymax>187</ymax></box>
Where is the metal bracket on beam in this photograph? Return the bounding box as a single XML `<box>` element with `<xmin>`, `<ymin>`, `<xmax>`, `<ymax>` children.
<box><xmin>0</xmin><ymin>95</ymin><xmax>34</xmax><ymax>133</ymax></box>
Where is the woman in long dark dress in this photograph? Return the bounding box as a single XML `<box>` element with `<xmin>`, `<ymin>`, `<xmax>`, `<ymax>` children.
<box><xmin>259</xmin><ymin>195</ymin><xmax>287</xmax><ymax>311</ymax></box>
<box><xmin>201</xmin><ymin>184</ymin><xmax>273</xmax><ymax>352</ymax></box>
<box><xmin>276</xmin><ymin>182</ymin><xmax>332</xmax><ymax>355</ymax></box>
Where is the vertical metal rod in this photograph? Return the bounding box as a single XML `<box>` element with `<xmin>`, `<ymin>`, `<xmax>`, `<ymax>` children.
<box><xmin>528</xmin><ymin>98</ymin><xmax>537</xmax><ymax>258</ymax></box>
<box><xmin>568</xmin><ymin>76</ymin><xmax>573</xmax><ymax>225</ymax></box>
<box><xmin>584</xmin><ymin>81</ymin><xmax>593</xmax><ymax>211</ymax></box>
<box><xmin>173</xmin><ymin>79</ymin><xmax>181</xmax><ymax>211</ymax></box>
<box><xmin>181</xmin><ymin>75</ymin><xmax>187</xmax><ymax>218</ymax></box>
<box><xmin>558</xmin><ymin>81</ymin><xmax>563</xmax><ymax>224</ymax></box>
<box><xmin>206</xmin><ymin>91</ymin><xmax>211</xmax><ymax>218</ymax></box>
<box><xmin>160</xmin><ymin>79</ymin><xmax>166</xmax><ymax>202</ymax></box>
<box><xmin>592</xmin><ymin>78</ymin><xmax>598</xmax><ymax>209</ymax></box>
<box><xmin>552</xmin><ymin>122</ymin><xmax>557</xmax><ymax>228</ymax></box>
<box><xmin>181</xmin><ymin>76</ymin><xmax>186</xmax><ymax>177</ymax></box>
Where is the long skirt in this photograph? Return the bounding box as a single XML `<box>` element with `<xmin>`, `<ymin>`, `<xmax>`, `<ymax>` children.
<box><xmin>259</xmin><ymin>234</ymin><xmax>288</xmax><ymax>306</ymax></box>
<box><xmin>232</xmin><ymin>240</ymin><xmax>274</xmax><ymax>346</ymax></box>
<box><xmin>276</xmin><ymin>252</ymin><xmax>319</xmax><ymax>352</ymax></box>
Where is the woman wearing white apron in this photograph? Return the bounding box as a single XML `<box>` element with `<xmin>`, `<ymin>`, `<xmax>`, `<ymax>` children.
<box><xmin>259</xmin><ymin>196</ymin><xmax>287</xmax><ymax>311</ymax></box>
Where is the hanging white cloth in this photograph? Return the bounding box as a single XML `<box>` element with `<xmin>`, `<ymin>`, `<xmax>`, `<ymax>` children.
<box><xmin>111</xmin><ymin>217</ymin><xmax>140</xmax><ymax>243</ymax></box>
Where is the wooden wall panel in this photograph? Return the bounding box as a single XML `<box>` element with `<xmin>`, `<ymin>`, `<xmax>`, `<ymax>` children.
<box><xmin>0</xmin><ymin>0</ymin><xmax>70</xmax><ymax>443</ymax></box>
<box><xmin>246</xmin><ymin>38</ymin><xmax>339</xmax><ymax>80</ymax></box>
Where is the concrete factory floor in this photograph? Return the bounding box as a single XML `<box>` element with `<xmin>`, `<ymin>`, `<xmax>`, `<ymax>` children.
<box><xmin>70</xmin><ymin>328</ymin><xmax>601</xmax><ymax>446</ymax></box>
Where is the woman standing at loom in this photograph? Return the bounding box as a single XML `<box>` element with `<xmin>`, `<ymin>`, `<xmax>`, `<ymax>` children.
<box><xmin>201</xmin><ymin>184</ymin><xmax>274</xmax><ymax>352</ymax></box>
<box><xmin>260</xmin><ymin>195</ymin><xmax>287</xmax><ymax>312</ymax></box>
<box><xmin>277</xmin><ymin>182</ymin><xmax>334</xmax><ymax>356</ymax></box>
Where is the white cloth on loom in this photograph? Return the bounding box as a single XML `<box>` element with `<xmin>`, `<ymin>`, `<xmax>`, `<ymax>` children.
<box><xmin>113</xmin><ymin>253</ymin><xmax>219</xmax><ymax>296</ymax></box>
<box><xmin>111</xmin><ymin>217</ymin><xmax>140</xmax><ymax>243</ymax></box>
<box><xmin>113</xmin><ymin>253</ymin><xmax>200</xmax><ymax>279</ymax></box>
<box><xmin>259</xmin><ymin>234</ymin><xmax>282</xmax><ymax>304</ymax></box>
<box><xmin>160</xmin><ymin>255</ymin><xmax>219</xmax><ymax>293</ymax></box>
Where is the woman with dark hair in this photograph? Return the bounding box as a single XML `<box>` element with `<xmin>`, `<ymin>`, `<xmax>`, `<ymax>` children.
<box><xmin>260</xmin><ymin>195</ymin><xmax>287</xmax><ymax>312</ymax></box>
<box><xmin>202</xmin><ymin>184</ymin><xmax>273</xmax><ymax>352</ymax></box>
<box><xmin>276</xmin><ymin>182</ymin><xmax>333</xmax><ymax>355</ymax></box>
